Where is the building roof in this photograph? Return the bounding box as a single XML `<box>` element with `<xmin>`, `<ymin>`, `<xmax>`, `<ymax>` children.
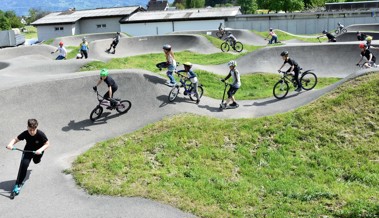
<box><xmin>120</xmin><ymin>6</ymin><xmax>241</xmax><ymax>23</ymax></box>
<box><xmin>147</xmin><ymin>0</ymin><xmax>169</xmax><ymax>11</ymax></box>
<box><xmin>32</xmin><ymin>6</ymin><xmax>144</xmax><ymax>25</ymax></box>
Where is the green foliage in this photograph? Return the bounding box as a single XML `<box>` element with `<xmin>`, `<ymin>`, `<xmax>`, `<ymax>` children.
<box><xmin>0</xmin><ymin>11</ymin><xmax>11</xmax><ymax>30</ymax></box>
<box><xmin>27</xmin><ymin>8</ymin><xmax>50</xmax><ymax>24</ymax></box>
<box><xmin>238</xmin><ymin>0</ymin><xmax>258</xmax><ymax>14</ymax></box>
<box><xmin>185</xmin><ymin>0</ymin><xmax>205</xmax><ymax>8</ymax></box>
<box><xmin>5</xmin><ymin>11</ymin><xmax>23</xmax><ymax>28</ymax></box>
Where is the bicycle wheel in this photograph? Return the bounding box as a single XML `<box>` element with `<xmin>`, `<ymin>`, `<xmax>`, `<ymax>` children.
<box><xmin>189</xmin><ymin>86</ymin><xmax>204</xmax><ymax>101</ymax></box>
<box><xmin>300</xmin><ymin>72</ymin><xmax>317</xmax><ymax>90</ymax></box>
<box><xmin>335</xmin><ymin>29</ymin><xmax>340</xmax><ymax>35</ymax></box>
<box><xmin>216</xmin><ymin>32</ymin><xmax>223</xmax><ymax>39</ymax></box>
<box><xmin>168</xmin><ymin>86</ymin><xmax>179</xmax><ymax>102</ymax></box>
<box><xmin>116</xmin><ymin>100</ymin><xmax>132</xmax><ymax>114</ymax></box>
<box><xmin>220</xmin><ymin>42</ymin><xmax>230</xmax><ymax>52</ymax></box>
<box><xmin>273</xmin><ymin>80</ymin><xmax>289</xmax><ymax>99</ymax></box>
<box><xmin>90</xmin><ymin>106</ymin><xmax>103</xmax><ymax>121</ymax></box>
<box><xmin>234</xmin><ymin>42</ymin><xmax>243</xmax><ymax>52</ymax></box>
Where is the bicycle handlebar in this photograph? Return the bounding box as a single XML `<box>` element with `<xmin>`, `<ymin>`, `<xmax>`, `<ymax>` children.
<box><xmin>7</xmin><ymin>147</ymin><xmax>35</xmax><ymax>153</ymax></box>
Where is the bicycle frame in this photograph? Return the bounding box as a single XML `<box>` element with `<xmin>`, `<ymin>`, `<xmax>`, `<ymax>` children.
<box><xmin>94</xmin><ymin>91</ymin><xmax>121</xmax><ymax>108</ymax></box>
<box><xmin>278</xmin><ymin>71</ymin><xmax>297</xmax><ymax>87</ymax></box>
<box><xmin>175</xmin><ymin>73</ymin><xmax>199</xmax><ymax>94</ymax></box>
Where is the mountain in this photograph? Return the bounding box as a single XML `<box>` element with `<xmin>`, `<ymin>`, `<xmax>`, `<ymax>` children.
<box><xmin>1</xmin><ymin>0</ymin><xmax>150</xmax><ymax>16</ymax></box>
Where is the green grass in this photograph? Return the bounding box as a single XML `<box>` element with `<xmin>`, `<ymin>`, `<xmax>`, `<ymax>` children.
<box><xmin>22</xmin><ymin>25</ymin><xmax>37</xmax><ymax>39</ymax></box>
<box><xmin>66</xmin><ymin>46</ymin><xmax>80</xmax><ymax>59</ymax></box>
<box><xmin>70</xmin><ymin>72</ymin><xmax>379</xmax><ymax>218</ymax></box>
<box><xmin>80</xmin><ymin>53</ymin><xmax>340</xmax><ymax>100</ymax></box>
<box><xmin>254</xmin><ymin>30</ymin><xmax>327</xmax><ymax>43</ymax></box>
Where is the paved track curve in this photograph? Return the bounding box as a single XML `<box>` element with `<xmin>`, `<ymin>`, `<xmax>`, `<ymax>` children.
<box><xmin>1</xmin><ymin>32</ymin><xmax>378</xmax><ymax>218</ymax></box>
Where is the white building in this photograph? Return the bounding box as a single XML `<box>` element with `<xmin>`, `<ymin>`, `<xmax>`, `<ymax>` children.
<box><xmin>120</xmin><ymin>7</ymin><xmax>241</xmax><ymax>36</ymax></box>
<box><xmin>32</xmin><ymin>6</ymin><xmax>145</xmax><ymax>41</ymax></box>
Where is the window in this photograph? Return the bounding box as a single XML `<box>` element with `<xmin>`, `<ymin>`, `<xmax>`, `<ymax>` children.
<box><xmin>97</xmin><ymin>24</ymin><xmax>107</xmax><ymax>29</ymax></box>
<box><xmin>55</xmin><ymin>27</ymin><xmax>64</xmax><ymax>31</ymax></box>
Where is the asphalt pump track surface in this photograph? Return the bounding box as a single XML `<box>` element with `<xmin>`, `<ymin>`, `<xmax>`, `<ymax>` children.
<box><xmin>0</xmin><ymin>33</ymin><xmax>378</xmax><ymax>218</ymax></box>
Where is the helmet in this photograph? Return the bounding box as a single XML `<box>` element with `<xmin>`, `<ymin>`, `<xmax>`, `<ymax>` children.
<box><xmin>359</xmin><ymin>43</ymin><xmax>367</xmax><ymax>49</ymax></box>
<box><xmin>357</xmin><ymin>31</ymin><xmax>361</xmax><ymax>35</ymax></box>
<box><xmin>227</xmin><ymin>60</ymin><xmax>237</xmax><ymax>67</ymax></box>
<box><xmin>117</xmin><ymin>32</ymin><xmax>120</xmax><ymax>34</ymax></box>
<box><xmin>183</xmin><ymin>62</ymin><xmax>192</xmax><ymax>67</ymax></box>
<box><xmin>163</xmin><ymin>44</ymin><xmax>171</xmax><ymax>50</ymax></box>
<box><xmin>269</xmin><ymin>28</ymin><xmax>273</xmax><ymax>31</ymax></box>
<box><xmin>338</xmin><ymin>22</ymin><xmax>341</xmax><ymax>25</ymax></box>
<box><xmin>227</xmin><ymin>31</ymin><xmax>232</xmax><ymax>35</ymax></box>
<box><xmin>82</xmin><ymin>37</ymin><xmax>86</xmax><ymax>42</ymax></box>
<box><xmin>322</xmin><ymin>30</ymin><xmax>327</xmax><ymax>34</ymax></box>
<box><xmin>100</xmin><ymin>68</ymin><xmax>109</xmax><ymax>77</ymax></box>
<box><xmin>366</xmin><ymin>36</ymin><xmax>373</xmax><ymax>41</ymax></box>
<box><xmin>280</xmin><ymin>51</ymin><xmax>289</xmax><ymax>56</ymax></box>
<box><xmin>59</xmin><ymin>41</ymin><xmax>63</xmax><ymax>46</ymax></box>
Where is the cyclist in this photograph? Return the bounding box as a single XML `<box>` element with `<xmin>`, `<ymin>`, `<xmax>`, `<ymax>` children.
<box><xmin>218</xmin><ymin>23</ymin><xmax>225</xmax><ymax>35</ymax></box>
<box><xmin>177</xmin><ymin>62</ymin><xmax>200</xmax><ymax>104</ymax></box>
<box><xmin>365</xmin><ymin>36</ymin><xmax>377</xmax><ymax>50</ymax></box>
<box><xmin>278</xmin><ymin>51</ymin><xmax>302</xmax><ymax>92</ymax></box>
<box><xmin>337</xmin><ymin>22</ymin><xmax>344</xmax><ymax>32</ymax></box>
<box><xmin>106</xmin><ymin>32</ymin><xmax>121</xmax><ymax>54</ymax></box>
<box><xmin>93</xmin><ymin>69</ymin><xmax>118</xmax><ymax>109</ymax></box>
<box><xmin>226</xmin><ymin>32</ymin><xmax>237</xmax><ymax>48</ymax></box>
<box><xmin>221</xmin><ymin>60</ymin><xmax>241</xmax><ymax>108</ymax></box>
<box><xmin>357</xmin><ymin>43</ymin><xmax>377</xmax><ymax>68</ymax></box>
<box><xmin>320</xmin><ymin>30</ymin><xmax>336</xmax><ymax>42</ymax></box>
<box><xmin>357</xmin><ymin>31</ymin><xmax>367</xmax><ymax>41</ymax></box>
<box><xmin>51</xmin><ymin>41</ymin><xmax>66</xmax><ymax>60</ymax></box>
<box><xmin>79</xmin><ymin>37</ymin><xmax>89</xmax><ymax>59</ymax></box>
<box><xmin>162</xmin><ymin>44</ymin><xmax>177</xmax><ymax>86</ymax></box>
<box><xmin>265</xmin><ymin>28</ymin><xmax>278</xmax><ymax>44</ymax></box>
<box><xmin>6</xmin><ymin>119</ymin><xmax>49</xmax><ymax>196</ymax></box>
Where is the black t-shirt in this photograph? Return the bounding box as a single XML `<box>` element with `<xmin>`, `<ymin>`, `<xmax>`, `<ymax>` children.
<box><xmin>101</xmin><ymin>76</ymin><xmax>118</xmax><ymax>90</ymax></box>
<box><xmin>357</xmin><ymin>34</ymin><xmax>367</xmax><ymax>41</ymax></box>
<box><xmin>17</xmin><ymin>129</ymin><xmax>48</xmax><ymax>151</ymax></box>
<box><xmin>361</xmin><ymin>50</ymin><xmax>376</xmax><ymax>63</ymax></box>
<box><xmin>284</xmin><ymin>58</ymin><xmax>300</xmax><ymax>68</ymax></box>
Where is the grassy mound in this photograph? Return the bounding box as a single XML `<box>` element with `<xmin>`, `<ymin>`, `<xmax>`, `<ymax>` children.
<box><xmin>70</xmin><ymin>73</ymin><xmax>378</xmax><ymax>217</ymax></box>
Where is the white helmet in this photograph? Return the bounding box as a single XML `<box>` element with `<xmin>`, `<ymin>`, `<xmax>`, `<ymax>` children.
<box><xmin>227</xmin><ymin>60</ymin><xmax>237</xmax><ymax>67</ymax></box>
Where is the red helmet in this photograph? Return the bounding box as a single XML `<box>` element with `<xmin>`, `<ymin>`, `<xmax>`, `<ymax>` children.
<box><xmin>59</xmin><ymin>41</ymin><xmax>64</xmax><ymax>46</ymax></box>
<box><xmin>359</xmin><ymin>43</ymin><xmax>367</xmax><ymax>49</ymax></box>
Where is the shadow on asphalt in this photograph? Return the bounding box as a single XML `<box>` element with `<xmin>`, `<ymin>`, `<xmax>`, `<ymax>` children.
<box><xmin>0</xmin><ymin>170</ymin><xmax>31</xmax><ymax>199</ymax></box>
<box><xmin>61</xmin><ymin>111</ymin><xmax>131</xmax><ymax>131</ymax></box>
<box><xmin>143</xmin><ymin>73</ymin><xmax>167</xmax><ymax>85</ymax></box>
<box><xmin>248</xmin><ymin>91</ymin><xmax>302</xmax><ymax>107</ymax></box>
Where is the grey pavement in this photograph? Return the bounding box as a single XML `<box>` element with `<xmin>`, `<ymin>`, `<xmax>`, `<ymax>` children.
<box><xmin>0</xmin><ymin>32</ymin><xmax>378</xmax><ymax>218</ymax></box>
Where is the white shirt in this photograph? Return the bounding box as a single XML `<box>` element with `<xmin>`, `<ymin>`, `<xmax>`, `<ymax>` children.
<box><xmin>58</xmin><ymin>46</ymin><xmax>67</xmax><ymax>57</ymax></box>
<box><xmin>230</xmin><ymin>69</ymin><xmax>241</xmax><ymax>88</ymax></box>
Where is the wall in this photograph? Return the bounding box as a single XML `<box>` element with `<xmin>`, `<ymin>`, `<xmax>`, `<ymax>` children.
<box><xmin>79</xmin><ymin>17</ymin><xmax>121</xmax><ymax>34</ymax></box>
<box><xmin>227</xmin><ymin>11</ymin><xmax>379</xmax><ymax>34</ymax></box>
<box><xmin>37</xmin><ymin>24</ymin><xmax>75</xmax><ymax>41</ymax></box>
<box><xmin>121</xmin><ymin>19</ymin><xmax>223</xmax><ymax>36</ymax></box>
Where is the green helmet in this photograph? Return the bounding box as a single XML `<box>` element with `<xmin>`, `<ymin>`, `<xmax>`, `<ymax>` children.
<box><xmin>100</xmin><ymin>68</ymin><xmax>109</xmax><ymax>77</ymax></box>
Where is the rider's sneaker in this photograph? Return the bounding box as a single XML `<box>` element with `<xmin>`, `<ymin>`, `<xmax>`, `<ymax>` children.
<box><xmin>295</xmin><ymin>87</ymin><xmax>302</xmax><ymax>92</ymax></box>
<box><xmin>196</xmin><ymin>99</ymin><xmax>200</xmax><ymax>104</ymax></box>
<box><xmin>13</xmin><ymin>185</ymin><xmax>21</xmax><ymax>195</ymax></box>
<box><xmin>230</xmin><ymin>102</ymin><xmax>238</xmax><ymax>107</ymax></box>
<box><xmin>106</xmin><ymin>106</ymin><xmax>113</xmax><ymax>110</ymax></box>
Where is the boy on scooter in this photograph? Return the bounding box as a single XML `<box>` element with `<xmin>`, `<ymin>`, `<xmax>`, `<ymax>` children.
<box><xmin>221</xmin><ymin>60</ymin><xmax>241</xmax><ymax>108</ymax></box>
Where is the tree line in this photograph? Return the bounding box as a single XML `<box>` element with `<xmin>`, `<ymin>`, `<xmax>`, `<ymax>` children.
<box><xmin>173</xmin><ymin>0</ymin><xmax>371</xmax><ymax>14</ymax></box>
<box><xmin>0</xmin><ymin>9</ymin><xmax>50</xmax><ymax>31</ymax></box>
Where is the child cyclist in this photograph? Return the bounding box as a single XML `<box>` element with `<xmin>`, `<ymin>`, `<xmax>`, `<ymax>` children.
<box><xmin>320</xmin><ymin>30</ymin><xmax>337</xmax><ymax>42</ymax></box>
<box><xmin>221</xmin><ymin>60</ymin><xmax>241</xmax><ymax>108</ymax></box>
<box><xmin>278</xmin><ymin>51</ymin><xmax>302</xmax><ymax>92</ymax></box>
<box><xmin>162</xmin><ymin>44</ymin><xmax>177</xmax><ymax>86</ymax></box>
<box><xmin>6</xmin><ymin>119</ymin><xmax>50</xmax><ymax>196</ymax></box>
<box><xmin>357</xmin><ymin>43</ymin><xmax>377</xmax><ymax>68</ymax></box>
<box><xmin>265</xmin><ymin>28</ymin><xmax>278</xmax><ymax>44</ymax></box>
<box><xmin>106</xmin><ymin>32</ymin><xmax>121</xmax><ymax>54</ymax></box>
<box><xmin>177</xmin><ymin>62</ymin><xmax>200</xmax><ymax>104</ymax></box>
<box><xmin>51</xmin><ymin>41</ymin><xmax>67</xmax><ymax>60</ymax></box>
<box><xmin>93</xmin><ymin>69</ymin><xmax>118</xmax><ymax>109</ymax></box>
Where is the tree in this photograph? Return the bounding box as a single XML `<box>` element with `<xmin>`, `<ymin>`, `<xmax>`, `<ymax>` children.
<box><xmin>185</xmin><ymin>0</ymin><xmax>206</xmax><ymax>8</ymax></box>
<box><xmin>27</xmin><ymin>8</ymin><xmax>50</xmax><ymax>24</ymax></box>
<box><xmin>5</xmin><ymin>10</ymin><xmax>23</xmax><ymax>28</ymax></box>
<box><xmin>238</xmin><ymin>0</ymin><xmax>257</xmax><ymax>14</ymax></box>
<box><xmin>283</xmin><ymin>0</ymin><xmax>304</xmax><ymax>12</ymax></box>
<box><xmin>0</xmin><ymin>11</ymin><xmax>11</xmax><ymax>30</ymax></box>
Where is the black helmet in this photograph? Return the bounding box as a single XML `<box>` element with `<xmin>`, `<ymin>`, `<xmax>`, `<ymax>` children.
<box><xmin>322</xmin><ymin>30</ymin><xmax>327</xmax><ymax>34</ymax></box>
<box><xmin>269</xmin><ymin>28</ymin><xmax>273</xmax><ymax>31</ymax></box>
<box><xmin>163</xmin><ymin>44</ymin><xmax>172</xmax><ymax>51</ymax></box>
<box><xmin>357</xmin><ymin>31</ymin><xmax>360</xmax><ymax>34</ymax></box>
<box><xmin>117</xmin><ymin>32</ymin><xmax>120</xmax><ymax>34</ymax></box>
<box><xmin>280</xmin><ymin>51</ymin><xmax>289</xmax><ymax>56</ymax></box>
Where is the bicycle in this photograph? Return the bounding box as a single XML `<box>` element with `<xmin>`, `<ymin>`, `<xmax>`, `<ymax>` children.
<box><xmin>335</xmin><ymin>27</ymin><xmax>347</xmax><ymax>35</ymax></box>
<box><xmin>357</xmin><ymin>62</ymin><xmax>378</xmax><ymax>69</ymax></box>
<box><xmin>90</xmin><ymin>89</ymin><xmax>132</xmax><ymax>121</ymax></box>
<box><xmin>273</xmin><ymin>70</ymin><xmax>318</xmax><ymax>99</ymax></box>
<box><xmin>168</xmin><ymin>72</ymin><xmax>204</xmax><ymax>102</ymax></box>
<box><xmin>220</xmin><ymin>39</ymin><xmax>243</xmax><ymax>53</ymax></box>
<box><xmin>7</xmin><ymin>147</ymin><xmax>37</xmax><ymax>200</ymax></box>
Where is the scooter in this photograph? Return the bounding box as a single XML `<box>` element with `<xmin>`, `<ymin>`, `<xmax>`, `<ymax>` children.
<box><xmin>219</xmin><ymin>80</ymin><xmax>239</xmax><ymax>111</ymax></box>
